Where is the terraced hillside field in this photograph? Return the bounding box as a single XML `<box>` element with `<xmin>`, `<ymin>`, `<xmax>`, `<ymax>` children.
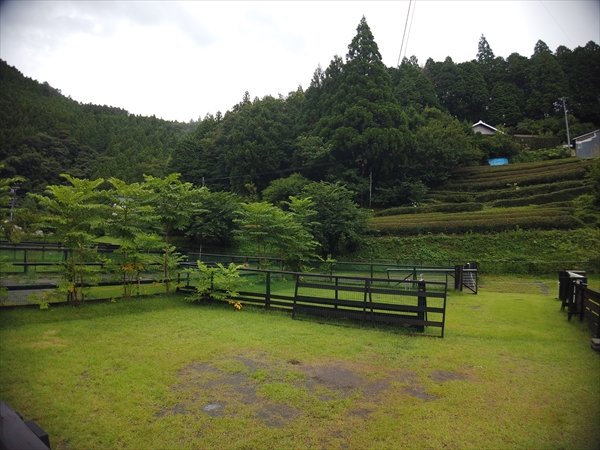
<box><xmin>372</xmin><ymin>158</ymin><xmax>597</xmax><ymax>236</ymax></box>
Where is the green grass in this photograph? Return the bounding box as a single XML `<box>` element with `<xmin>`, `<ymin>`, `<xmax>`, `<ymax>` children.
<box><xmin>1</xmin><ymin>277</ymin><xmax>599</xmax><ymax>450</ymax></box>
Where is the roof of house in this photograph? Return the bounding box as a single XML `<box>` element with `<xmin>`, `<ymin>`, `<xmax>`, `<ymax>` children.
<box><xmin>573</xmin><ymin>129</ymin><xmax>599</xmax><ymax>141</ymax></box>
<box><xmin>472</xmin><ymin>120</ymin><xmax>499</xmax><ymax>133</ymax></box>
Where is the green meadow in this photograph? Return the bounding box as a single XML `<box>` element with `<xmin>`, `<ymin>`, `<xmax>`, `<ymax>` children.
<box><xmin>0</xmin><ymin>277</ymin><xmax>598</xmax><ymax>450</ymax></box>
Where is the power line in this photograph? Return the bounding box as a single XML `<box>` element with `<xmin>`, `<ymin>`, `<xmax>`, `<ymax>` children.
<box><xmin>538</xmin><ymin>1</ymin><xmax>575</xmax><ymax>48</ymax></box>
<box><xmin>397</xmin><ymin>0</ymin><xmax>413</xmax><ymax>67</ymax></box>
<box><xmin>402</xmin><ymin>0</ymin><xmax>417</xmax><ymax>62</ymax></box>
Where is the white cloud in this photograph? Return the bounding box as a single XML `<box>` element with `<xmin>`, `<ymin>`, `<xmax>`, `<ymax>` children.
<box><xmin>1</xmin><ymin>1</ymin><xmax>598</xmax><ymax>122</ymax></box>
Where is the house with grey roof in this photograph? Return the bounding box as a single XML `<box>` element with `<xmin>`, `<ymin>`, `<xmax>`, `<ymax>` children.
<box><xmin>573</xmin><ymin>130</ymin><xmax>599</xmax><ymax>158</ymax></box>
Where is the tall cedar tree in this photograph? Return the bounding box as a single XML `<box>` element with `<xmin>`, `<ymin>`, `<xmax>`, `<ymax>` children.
<box><xmin>317</xmin><ymin>17</ymin><xmax>413</xmax><ymax>185</ymax></box>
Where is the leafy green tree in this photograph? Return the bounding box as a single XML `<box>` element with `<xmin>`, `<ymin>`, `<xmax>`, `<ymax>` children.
<box><xmin>291</xmin><ymin>135</ymin><xmax>334</xmax><ymax>180</ymax></box>
<box><xmin>300</xmin><ymin>181</ymin><xmax>370</xmax><ymax>257</ymax></box>
<box><xmin>29</xmin><ymin>175</ymin><xmax>106</xmax><ymax>303</ymax></box>
<box><xmin>185</xmin><ymin>189</ymin><xmax>241</xmax><ymax>252</ymax></box>
<box><xmin>221</xmin><ymin>94</ymin><xmax>292</xmax><ymax>193</ymax></box>
<box><xmin>488</xmin><ymin>82</ymin><xmax>524</xmax><ymax>127</ymax></box>
<box><xmin>142</xmin><ymin>173</ymin><xmax>200</xmax><ymax>293</ymax></box>
<box><xmin>0</xmin><ymin>164</ymin><xmax>25</xmax><ymax>240</ymax></box>
<box><xmin>472</xmin><ymin>132</ymin><xmax>521</xmax><ymax>160</ymax></box>
<box><xmin>311</xmin><ymin>17</ymin><xmax>414</xmax><ymax>189</ymax></box>
<box><xmin>587</xmin><ymin>158</ymin><xmax>600</xmax><ymax>207</ymax></box>
<box><xmin>234</xmin><ymin>201</ymin><xmax>317</xmax><ymax>269</ymax></box>
<box><xmin>262</xmin><ymin>173</ymin><xmax>310</xmax><ymax>207</ymax></box>
<box><xmin>102</xmin><ymin>178</ymin><xmax>161</xmax><ymax>298</ymax></box>
<box><xmin>475</xmin><ymin>35</ymin><xmax>506</xmax><ymax>90</ymax></box>
<box><xmin>388</xmin><ymin>56</ymin><xmax>440</xmax><ymax>110</ymax></box>
<box><xmin>412</xmin><ymin>108</ymin><xmax>483</xmax><ymax>185</ymax></box>
<box><xmin>186</xmin><ymin>262</ymin><xmax>246</xmax><ymax>304</ymax></box>
<box><xmin>372</xmin><ymin>178</ymin><xmax>428</xmax><ymax>207</ymax></box>
<box><xmin>526</xmin><ymin>40</ymin><xmax>567</xmax><ymax>119</ymax></box>
<box><xmin>557</xmin><ymin>41</ymin><xmax>600</xmax><ymax>126</ymax></box>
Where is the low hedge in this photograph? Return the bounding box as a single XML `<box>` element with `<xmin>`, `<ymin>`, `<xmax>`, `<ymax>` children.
<box><xmin>426</xmin><ymin>180</ymin><xmax>590</xmax><ymax>204</ymax></box>
<box><xmin>472</xmin><ymin>179</ymin><xmax>589</xmax><ymax>202</ymax></box>
<box><xmin>373</xmin><ymin>215</ymin><xmax>581</xmax><ymax>236</ymax></box>
<box><xmin>443</xmin><ymin>165</ymin><xmax>590</xmax><ymax>191</ymax></box>
<box><xmin>490</xmin><ymin>186</ymin><xmax>591</xmax><ymax>208</ymax></box>
<box><xmin>443</xmin><ymin>159</ymin><xmax>593</xmax><ymax>191</ymax></box>
<box><xmin>371</xmin><ymin>207</ymin><xmax>581</xmax><ymax>235</ymax></box>
<box><xmin>449</xmin><ymin>158</ymin><xmax>589</xmax><ymax>179</ymax></box>
<box><xmin>375</xmin><ymin>202</ymin><xmax>484</xmax><ymax>217</ymax></box>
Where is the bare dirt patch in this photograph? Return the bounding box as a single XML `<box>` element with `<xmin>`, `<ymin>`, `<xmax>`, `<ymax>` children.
<box><xmin>154</xmin><ymin>353</ymin><xmax>474</xmax><ymax>428</ymax></box>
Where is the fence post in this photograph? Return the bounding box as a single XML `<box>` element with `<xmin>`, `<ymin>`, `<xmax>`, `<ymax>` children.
<box><xmin>265</xmin><ymin>271</ymin><xmax>271</xmax><ymax>309</ymax></box>
<box><xmin>454</xmin><ymin>265</ymin><xmax>463</xmax><ymax>291</ymax></box>
<box><xmin>417</xmin><ymin>282</ymin><xmax>427</xmax><ymax>333</ymax></box>
<box><xmin>23</xmin><ymin>249</ymin><xmax>28</xmax><ymax>274</ymax></box>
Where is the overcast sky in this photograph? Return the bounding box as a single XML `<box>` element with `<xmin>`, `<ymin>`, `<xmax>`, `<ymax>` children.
<box><xmin>1</xmin><ymin>1</ymin><xmax>598</xmax><ymax>123</ymax></box>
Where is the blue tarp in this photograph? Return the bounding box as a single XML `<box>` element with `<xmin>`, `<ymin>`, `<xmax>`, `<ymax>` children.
<box><xmin>488</xmin><ymin>158</ymin><xmax>509</xmax><ymax>166</ymax></box>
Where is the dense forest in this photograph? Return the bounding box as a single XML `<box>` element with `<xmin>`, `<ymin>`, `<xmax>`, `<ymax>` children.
<box><xmin>1</xmin><ymin>17</ymin><xmax>599</xmax><ymax>206</ymax></box>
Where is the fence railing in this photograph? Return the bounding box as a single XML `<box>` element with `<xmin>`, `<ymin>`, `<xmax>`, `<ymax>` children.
<box><xmin>180</xmin><ymin>268</ymin><xmax>448</xmax><ymax>337</ymax></box>
<box><xmin>558</xmin><ymin>270</ymin><xmax>600</xmax><ymax>339</ymax></box>
<box><xmin>579</xmin><ymin>287</ymin><xmax>600</xmax><ymax>339</ymax></box>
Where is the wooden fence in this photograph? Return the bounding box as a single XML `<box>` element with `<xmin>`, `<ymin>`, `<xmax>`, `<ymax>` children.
<box><xmin>292</xmin><ymin>275</ymin><xmax>447</xmax><ymax>338</ymax></box>
<box><xmin>558</xmin><ymin>270</ymin><xmax>600</xmax><ymax>339</ymax></box>
<box><xmin>580</xmin><ymin>287</ymin><xmax>600</xmax><ymax>339</ymax></box>
<box><xmin>179</xmin><ymin>269</ymin><xmax>448</xmax><ymax>338</ymax></box>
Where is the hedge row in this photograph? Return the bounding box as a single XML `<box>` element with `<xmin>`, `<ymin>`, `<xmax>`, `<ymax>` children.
<box><xmin>444</xmin><ymin>159</ymin><xmax>593</xmax><ymax>190</ymax></box>
<box><xmin>489</xmin><ymin>186</ymin><xmax>591</xmax><ymax>208</ymax></box>
<box><xmin>373</xmin><ymin>206</ymin><xmax>575</xmax><ymax>224</ymax></box>
<box><xmin>450</xmin><ymin>158</ymin><xmax>589</xmax><ymax>179</ymax></box>
<box><xmin>375</xmin><ymin>202</ymin><xmax>484</xmax><ymax>217</ymax></box>
<box><xmin>371</xmin><ymin>206</ymin><xmax>580</xmax><ymax>235</ymax></box>
<box><xmin>428</xmin><ymin>180</ymin><xmax>591</xmax><ymax>205</ymax></box>
<box><xmin>441</xmin><ymin>165</ymin><xmax>590</xmax><ymax>191</ymax></box>
<box><xmin>429</xmin><ymin>179</ymin><xmax>588</xmax><ymax>203</ymax></box>
<box><xmin>372</xmin><ymin>214</ymin><xmax>581</xmax><ymax>236</ymax></box>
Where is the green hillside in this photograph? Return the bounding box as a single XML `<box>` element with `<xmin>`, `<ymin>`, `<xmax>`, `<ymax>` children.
<box><xmin>372</xmin><ymin>158</ymin><xmax>598</xmax><ymax>236</ymax></box>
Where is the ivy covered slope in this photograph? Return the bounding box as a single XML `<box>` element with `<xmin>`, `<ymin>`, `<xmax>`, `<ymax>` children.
<box><xmin>0</xmin><ymin>60</ymin><xmax>190</xmax><ymax>194</ymax></box>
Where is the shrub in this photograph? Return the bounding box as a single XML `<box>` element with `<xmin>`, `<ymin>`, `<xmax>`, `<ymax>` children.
<box><xmin>186</xmin><ymin>262</ymin><xmax>246</xmax><ymax>302</ymax></box>
<box><xmin>490</xmin><ymin>186</ymin><xmax>591</xmax><ymax>208</ymax></box>
<box><xmin>375</xmin><ymin>203</ymin><xmax>483</xmax><ymax>216</ymax></box>
<box><xmin>372</xmin><ymin>207</ymin><xmax>581</xmax><ymax>235</ymax></box>
<box><xmin>511</xmin><ymin>146</ymin><xmax>572</xmax><ymax>163</ymax></box>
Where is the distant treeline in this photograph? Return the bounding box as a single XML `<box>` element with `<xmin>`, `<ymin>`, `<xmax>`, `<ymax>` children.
<box><xmin>1</xmin><ymin>17</ymin><xmax>598</xmax><ymax>207</ymax></box>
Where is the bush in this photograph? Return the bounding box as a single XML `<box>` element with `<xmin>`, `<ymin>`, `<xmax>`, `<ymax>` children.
<box><xmin>372</xmin><ymin>207</ymin><xmax>581</xmax><ymax>235</ymax></box>
<box><xmin>376</xmin><ymin>203</ymin><xmax>483</xmax><ymax>216</ymax></box>
<box><xmin>511</xmin><ymin>146</ymin><xmax>572</xmax><ymax>163</ymax></box>
<box><xmin>490</xmin><ymin>186</ymin><xmax>591</xmax><ymax>208</ymax></box>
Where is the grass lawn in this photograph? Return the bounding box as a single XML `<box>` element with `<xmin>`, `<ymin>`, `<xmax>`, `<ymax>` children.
<box><xmin>0</xmin><ymin>280</ymin><xmax>599</xmax><ymax>449</ymax></box>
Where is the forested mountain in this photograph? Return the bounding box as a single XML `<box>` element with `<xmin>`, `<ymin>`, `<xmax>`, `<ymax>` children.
<box><xmin>0</xmin><ymin>60</ymin><xmax>191</xmax><ymax>194</ymax></box>
<box><xmin>1</xmin><ymin>17</ymin><xmax>599</xmax><ymax>206</ymax></box>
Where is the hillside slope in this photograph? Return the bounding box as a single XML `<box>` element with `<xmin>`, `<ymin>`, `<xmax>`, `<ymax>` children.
<box><xmin>372</xmin><ymin>158</ymin><xmax>598</xmax><ymax>236</ymax></box>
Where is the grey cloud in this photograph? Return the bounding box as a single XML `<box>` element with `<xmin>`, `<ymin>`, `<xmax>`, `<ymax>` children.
<box><xmin>243</xmin><ymin>7</ymin><xmax>307</xmax><ymax>55</ymax></box>
<box><xmin>0</xmin><ymin>1</ymin><xmax>215</xmax><ymax>51</ymax></box>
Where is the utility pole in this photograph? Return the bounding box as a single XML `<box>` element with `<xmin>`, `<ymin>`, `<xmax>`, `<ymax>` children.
<box><xmin>369</xmin><ymin>171</ymin><xmax>372</xmax><ymax>208</ymax></box>
<box><xmin>562</xmin><ymin>97</ymin><xmax>571</xmax><ymax>146</ymax></box>
<box><xmin>9</xmin><ymin>184</ymin><xmax>19</xmax><ymax>221</ymax></box>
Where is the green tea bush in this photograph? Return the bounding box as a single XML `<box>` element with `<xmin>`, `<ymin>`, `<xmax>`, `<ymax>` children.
<box><xmin>375</xmin><ymin>203</ymin><xmax>483</xmax><ymax>216</ymax></box>
<box><xmin>446</xmin><ymin>166</ymin><xmax>590</xmax><ymax>191</ymax></box>
<box><xmin>372</xmin><ymin>207</ymin><xmax>581</xmax><ymax>235</ymax></box>
<box><xmin>511</xmin><ymin>146</ymin><xmax>572</xmax><ymax>163</ymax></box>
<box><xmin>490</xmin><ymin>186</ymin><xmax>591</xmax><ymax>208</ymax></box>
